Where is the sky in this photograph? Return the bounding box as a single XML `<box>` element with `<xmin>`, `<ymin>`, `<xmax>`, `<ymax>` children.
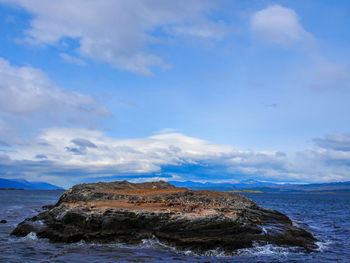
<box><xmin>1</xmin><ymin>0</ymin><xmax>350</xmax><ymax>188</ymax></box>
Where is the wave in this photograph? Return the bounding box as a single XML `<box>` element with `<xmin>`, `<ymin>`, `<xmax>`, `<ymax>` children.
<box><xmin>140</xmin><ymin>236</ymin><xmax>173</xmax><ymax>249</ymax></box>
<box><xmin>10</xmin><ymin>232</ymin><xmax>313</xmax><ymax>259</ymax></box>
<box><xmin>315</xmin><ymin>240</ymin><xmax>333</xmax><ymax>252</ymax></box>
<box><xmin>237</xmin><ymin>242</ymin><xmax>304</xmax><ymax>257</ymax></box>
<box><xmin>23</xmin><ymin>232</ymin><xmax>38</xmax><ymax>241</ymax></box>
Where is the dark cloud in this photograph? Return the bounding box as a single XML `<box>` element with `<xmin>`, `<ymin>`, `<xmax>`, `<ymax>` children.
<box><xmin>71</xmin><ymin>138</ymin><xmax>97</xmax><ymax>149</ymax></box>
<box><xmin>35</xmin><ymin>154</ymin><xmax>48</xmax><ymax>159</ymax></box>
<box><xmin>275</xmin><ymin>152</ymin><xmax>286</xmax><ymax>157</ymax></box>
<box><xmin>0</xmin><ymin>141</ymin><xmax>10</xmax><ymax>147</ymax></box>
<box><xmin>313</xmin><ymin>134</ymin><xmax>350</xmax><ymax>151</ymax></box>
<box><xmin>65</xmin><ymin>147</ymin><xmax>85</xmax><ymax>155</ymax></box>
<box><xmin>65</xmin><ymin>138</ymin><xmax>98</xmax><ymax>155</ymax></box>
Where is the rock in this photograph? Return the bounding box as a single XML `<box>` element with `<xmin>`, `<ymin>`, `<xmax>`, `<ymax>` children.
<box><xmin>11</xmin><ymin>181</ymin><xmax>317</xmax><ymax>253</ymax></box>
<box><xmin>0</xmin><ymin>219</ymin><xmax>7</xmax><ymax>224</ymax></box>
<box><xmin>42</xmin><ymin>205</ymin><xmax>55</xmax><ymax>210</ymax></box>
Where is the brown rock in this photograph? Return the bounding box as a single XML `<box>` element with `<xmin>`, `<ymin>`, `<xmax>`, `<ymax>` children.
<box><xmin>11</xmin><ymin>181</ymin><xmax>317</xmax><ymax>254</ymax></box>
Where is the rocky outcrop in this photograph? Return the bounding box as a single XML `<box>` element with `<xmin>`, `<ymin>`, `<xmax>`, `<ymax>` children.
<box><xmin>11</xmin><ymin>181</ymin><xmax>317</xmax><ymax>253</ymax></box>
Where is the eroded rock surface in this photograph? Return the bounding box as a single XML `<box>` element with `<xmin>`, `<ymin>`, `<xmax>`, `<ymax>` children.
<box><xmin>12</xmin><ymin>181</ymin><xmax>317</xmax><ymax>253</ymax></box>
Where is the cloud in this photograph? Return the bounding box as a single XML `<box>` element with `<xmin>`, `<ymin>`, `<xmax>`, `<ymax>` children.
<box><xmin>65</xmin><ymin>138</ymin><xmax>97</xmax><ymax>155</ymax></box>
<box><xmin>10</xmin><ymin>128</ymin><xmax>234</xmax><ymax>169</ymax></box>
<box><xmin>314</xmin><ymin>133</ymin><xmax>350</xmax><ymax>152</ymax></box>
<box><xmin>2</xmin><ymin>127</ymin><xmax>350</xmax><ymax>187</ymax></box>
<box><xmin>0</xmin><ymin>127</ymin><xmax>292</xmax><ymax>187</ymax></box>
<box><xmin>2</xmin><ymin>0</ymin><xmax>226</xmax><ymax>75</ymax></box>
<box><xmin>291</xmin><ymin>133</ymin><xmax>350</xmax><ymax>182</ymax></box>
<box><xmin>0</xmin><ymin>57</ymin><xmax>109</xmax><ymax>116</ymax></box>
<box><xmin>168</xmin><ymin>20</ymin><xmax>228</xmax><ymax>39</ymax></box>
<box><xmin>251</xmin><ymin>5</ymin><xmax>312</xmax><ymax>47</ymax></box>
<box><xmin>251</xmin><ymin>5</ymin><xmax>350</xmax><ymax>92</ymax></box>
<box><xmin>71</xmin><ymin>138</ymin><xmax>97</xmax><ymax>149</ymax></box>
<box><xmin>154</xmin><ymin>128</ymin><xmax>179</xmax><ymax>134</ymax></box>
<box><xmin>60</xmin><ymin>53</ymin><xmax>87</xmax><ymax>66</ymax></box>
<box><xmin>35</xmin><ymin>154</ymin><xmax>47</xmax><ymax>159</ymax></box>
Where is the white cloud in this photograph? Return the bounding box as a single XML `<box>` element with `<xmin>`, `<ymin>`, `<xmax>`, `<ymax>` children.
<box><xmin>2</xmin><ymin>0</ymin><xmax>226</xmax><ymax>75</ymax></box>
<box><xmin>9</xmin><ymin>128</ymin><xmax>233</xmax><ymax>169</ymax></box>
<box><xmin>3</xmin><ymin>127</ymin><xmax>350</xmax><ymax>186</ymax></box>
<box><xmin>251</xmin><ymin>5</ymin><xmax>312</xmax><ymax>47</ymax></box>
<box><xmin>1</xmin><ymin>127</ymin><xmax>291</xmax><ymax>185</ymax></box>
<box><xmin>250</xmin><ymin>5</ymin><xmax>350</xmax><ymax>92</ymax></box>
<box><xmin>0</xmin><ymin>57</ymin><xmax>109</xmax><ymax>116</ymax></box>
<box><xmin>251</xmin><ymin>5</ymin><xmax>350</xmax><ymax>94</ymax></box>
<box><xmin>0</xmin><ymin>119</ymin><xmax>13</xmax><ymax>146</ymax></box>
<box><xmin>60</xmin><ymin>53</ymin><xmax>87</xmax><ymax>66</ymax></box>
<box><xmin>292</xmin><ymin>133</ymin><xmax>350</xmax><ymax>182</ymax></box>
<box><xmin>154</xmin><ymin>128</ymin><xmax>179</xmax><ymax>134</ymax></box>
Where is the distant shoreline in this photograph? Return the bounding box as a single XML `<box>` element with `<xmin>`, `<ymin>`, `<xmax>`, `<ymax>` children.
<box><xmin>0</xmin><ymin>188</ymin><xmax>64</xmax><ymax>191</ymax></box>
<box><xmin>0</xmin><ymin>188</ymin><xmax>24</xmax><ymax>190</ymax></box>
<box><xmin>230</xmin><ymin>190</ymin><xmax>264</xmax><ymax>193</ymax></box>
<box><xmin>239</xmin><ymin>191</ymin><xmax>350</xmax><ymax>194</ymax></box>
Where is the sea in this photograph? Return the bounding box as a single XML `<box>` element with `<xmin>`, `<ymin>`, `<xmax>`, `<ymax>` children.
<box><xmin>0</xmin><ymin>190</ymin><xmax>349</xmax><ymax>263</ymax></box>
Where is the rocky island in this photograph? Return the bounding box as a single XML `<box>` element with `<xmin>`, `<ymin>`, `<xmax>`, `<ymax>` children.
<box><xmin>11</xmin><ymin>181</ymin><xmax>317</xmax><ymax>254</ymax></box>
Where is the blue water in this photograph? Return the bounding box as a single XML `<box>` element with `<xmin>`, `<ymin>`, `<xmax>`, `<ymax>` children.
<box><xmin>0</xmin><ymin>190</ymin><xmax>349</xmax><ymax>262</ymax></box>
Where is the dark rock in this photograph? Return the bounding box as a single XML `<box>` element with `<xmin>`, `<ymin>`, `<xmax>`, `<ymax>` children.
<box><xmin>42</xmin><ymin>205</ymin><xmax>55</xmax><ymax>210</ymax></box>
<box><xmin>11</xmin><ymin>181</ymin><xmax>317</xmax><ymax>253</ymax></box>
<box><xmin>0</xmin><ymin>219</ymin><xmax>7</xmax><ymax>224</ymax></box>
<box><xmin>11</xmin><ymin>220</ymin><xmax>38</xmax><ymax>236</ymax></box>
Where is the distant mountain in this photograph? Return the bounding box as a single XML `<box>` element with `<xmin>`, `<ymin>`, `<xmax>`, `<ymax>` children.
<box><xmin>169</xmin><ymin>180</ymin><xmax>350</xmax><ymax>193</ymax></box>
<box><xmin>168</xmin><ymin>181</ymin><xmax>237</xmax><ymax>191</ymax></box>
<box><xmin>233</xmin><ymin>179</ymin><xmax>277</xmax><ymax>189</ymax></box>
<box><xmin>168</xmin><ymin>180</ymin><xmax>280</xmax><ymax>191</ymax></box>
<box><xmin>259</xmin><ymin>181</ymin><xmax>350</xmax><ymax>193</ymax></box>
<box><xmin>0</xmin><ymin>178</ymin><xmax>63</xmax><ymax>190</ymax></box>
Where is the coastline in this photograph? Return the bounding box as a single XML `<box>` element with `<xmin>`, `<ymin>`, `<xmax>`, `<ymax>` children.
<box><xmin>0</xmin><ymin>188</ymin><xmax>24</xmax><ymax>190</ymax></box>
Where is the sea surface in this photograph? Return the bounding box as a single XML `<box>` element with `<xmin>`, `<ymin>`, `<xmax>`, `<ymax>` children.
<box><xmin>0</xmin><ymin>190</ymin><xmax>349</xmax><ymax>263</ymax></box>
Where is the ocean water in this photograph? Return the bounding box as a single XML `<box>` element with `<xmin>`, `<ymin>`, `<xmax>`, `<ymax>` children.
<box><xmin>0</xmin><ymin>190</ymin><xmax>349</xmax><ymax>263</ymax></box>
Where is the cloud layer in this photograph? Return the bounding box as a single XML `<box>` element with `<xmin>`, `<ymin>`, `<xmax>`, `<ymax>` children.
<box><xmin>1</xmin><ymin>127</ymin><xmax>349</xmax><ymax>188</ymax></box>
<box><xmin>2</xmin><ymin>0</ymin><xmax>226</xmax><ymax>75</ymax></box>
<box><xmin>251</xmin><ymin>5</ymin><xmax>311</xmax><ymax>47</ymax></box>
<box><xmin>0</xmin><ymin>57</ymin><xmax>109</xmax><ymax>116</ymax></box>
<box><xmin>314</xmin><ymin>134</ymin><xmax>350</xmax><ymax>151</ymax></box>
<box><xmin>0</xmin><ymin>126</ymin><xmax>288</xmax><ymax>186</ymax></box>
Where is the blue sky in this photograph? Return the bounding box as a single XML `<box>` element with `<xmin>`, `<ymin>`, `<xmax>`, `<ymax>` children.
<box><xmin>1</xmin><ymin>0</ymin><xmax>350</xmax><ymax>187</ymax></box>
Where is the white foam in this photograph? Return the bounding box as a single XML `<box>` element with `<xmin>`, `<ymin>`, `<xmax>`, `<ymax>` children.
<box><xmin>139</xmin><ymin>237</ymin><xmax>233</xmax><ymax>258</ymax></box>
<box><xmin>237</xmin><ymin>243</ymin><xmax>300</xmax><ymax>257</ymax></box>
<box><xmin>75</xmin><ymin>240</ymin><xmax>87</xmax><ymax>246</ymax></box>
<box><xmin>315</xmin><ymin>240</ymin><xmax>332</xmax><ymax>252</ymax></box>
<box><xmin>23</xmin><ymin>232</ymin><xmax>38</xmax><ymax>241</ymax></box>
<box><xmin>140</xmin><ymin>236</ymin><xmax>173</xmax><ymax>250</ymax></box>
<box><xmin>203</xmin><ymin>248</ymin><xmax>228</xmax><ymax>257</ymax></box>
<box><xmin>292</xmin><ymin>220</ymin><xmax>302</xmax><ymax>227</ymax></box>
<box><xmin>261</xmin><ymin>226</ymin><xmax>268</xmax><ymax>234</ymax></box>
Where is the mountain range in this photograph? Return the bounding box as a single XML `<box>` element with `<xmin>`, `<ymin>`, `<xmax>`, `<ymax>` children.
<box><xmin>0</xmin><ymin>178</ymin><xmax>63</xmax><ymax>190</ymax></box>
<box><xmin>169</xmin><ymin>180</ymin><xmax>350</xmax><ymax>193</ymax></box>
<box><xmin>2</xmin><ymin>177</ymin><xmax>350</xmax><ymax>193</ymax></box>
